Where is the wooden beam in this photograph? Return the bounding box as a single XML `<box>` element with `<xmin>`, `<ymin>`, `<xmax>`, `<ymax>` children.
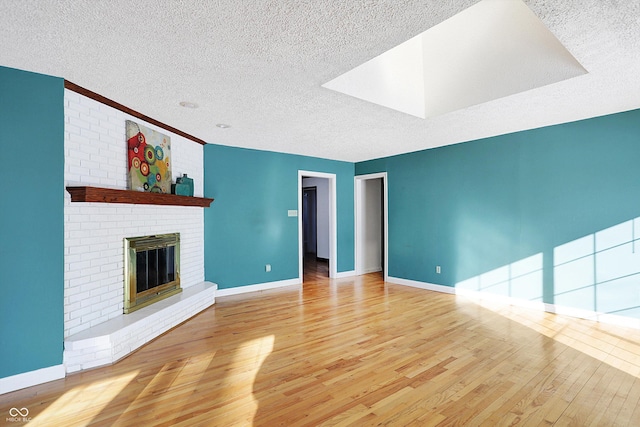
<box><xmin>64</xmin><ymin>80</ymin><xmax>207</xmax><ymax>145</ymax></box>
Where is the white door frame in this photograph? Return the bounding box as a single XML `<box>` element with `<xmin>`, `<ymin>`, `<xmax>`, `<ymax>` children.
<box><xmin>354</xmin><ymin>172</ymin><xmax>388</xmax><ymax>282</ymax></box>
<box><xmin>298</xmin><ymin>171</ymin><xmax>337</xmax><ymax>280</ymax></box>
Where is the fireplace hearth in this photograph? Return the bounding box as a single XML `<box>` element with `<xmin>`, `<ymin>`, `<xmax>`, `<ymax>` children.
<box><xmin>124</xmin><ymin>233</ymin><xmax>181</xmax><ymax>313</ymax></box>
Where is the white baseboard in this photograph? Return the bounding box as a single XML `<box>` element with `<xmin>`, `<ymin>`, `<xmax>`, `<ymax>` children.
<box><xmin>0</xmin><ymin>364</ymin><xmax>65</xmax><ymax>395</ymax></box>
<box><xmin>334</xmin><ymin>270</ymin><xmax>356</xmax><ymax>279</ymax></box>
<box><xmin>456</xmin><ymin>288</ymin><xmax>546</xmax><ymax>312</ymax></box>
<box><xmin>387</xmin><ymin>276</ymin><xmax>455</xmax><ymax>294</ymax></box>
<box><xmin>544</xmin><ymin>303</ymin><xmax>640</xmax><ymax>330</ymax></box>
<box><xmin>388</xmin><ymin>276</ymin><xmax>640</xmax><ymax>330</ymax></box>
<box><xmin>216</xmin><ymin>278</ymin><xmax>302</xmax><ymax>297</ymax></box>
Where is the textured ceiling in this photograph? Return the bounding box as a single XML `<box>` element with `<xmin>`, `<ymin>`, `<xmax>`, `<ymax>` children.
<box><xmin>1</xmin><ymin>1</ymin><xmax>639</xmax><ymax>162</ymax></box>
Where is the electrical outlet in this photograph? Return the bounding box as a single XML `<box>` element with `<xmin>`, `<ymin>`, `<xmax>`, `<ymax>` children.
<box><xmin>265</xmin><ymin>264</ymin><xmax>271</xmax><ymax>272</ymax></box>
<box><xmin>436</xmin><ymin>265</ymin><xmax>441</xmax><ymax>274</ymax></box>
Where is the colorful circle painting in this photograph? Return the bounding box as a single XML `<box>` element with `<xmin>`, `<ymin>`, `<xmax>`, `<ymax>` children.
<box><xmin>126</xmin><ymin>120</ymin><xmax>172</xmax><ymax>193</ymax></box>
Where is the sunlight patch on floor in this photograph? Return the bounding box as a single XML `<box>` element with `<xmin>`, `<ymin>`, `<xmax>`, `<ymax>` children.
<box><xmin>29</xmin><ymin>370</ymin><xmax>139</xmax><ymax>426</ymax></box>
<box><xmin>202</xmin><ymin>335</ymin><xmax>276</xmax><ymax>425</ymax></box>
<box><xmin>113</xmin><ymin>351</ymin><xmax>217</xmax><ymax>425</ymax></box>
<box><xmin>457</xmin><ymin>294</ymin><xmax>640</xmax><ymax>378</ymax></box>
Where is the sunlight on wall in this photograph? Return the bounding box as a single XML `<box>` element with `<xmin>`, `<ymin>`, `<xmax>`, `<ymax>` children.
<box><xmin>30</xmin><ymin>370</ymin><xmax>139</xmax><ymax>426</ymax></box>
<box><xmin>450</xmin><ymin>217</ymin><xmax>640</xmax><ymax>378</ymax></box>
<box><xmin>454</xmin><ymin>216</ymin><xmax>640</xmax><ymax>321</ymax></box>
<box><xmin>456</xmin><ymin>253</ymin><xmax>543</xmax><ymax>302</ymax></box>
<box><xmin>554</xmin><ymin>217</ymin><xmax>640</xmax><ymax>318</ymax></box>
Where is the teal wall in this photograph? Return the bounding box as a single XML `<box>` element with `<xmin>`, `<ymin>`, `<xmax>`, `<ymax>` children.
<box><xmin>0</xmin><ymin>66</ymin><xmax>65</xmax><ymax>377</ymax></box>
<box><xmin>2</xmin><ymin>60</ymin><xmax>638</xmax><ymax>381</ymax></box>
<box><xmin>204</xmin><ymin>144</ymin><xmax>354</xmax><ymax>289</ymax></box>
<box><xmin>357</xmin><ymin>109</ymin><xmax>640</xmax><ymax>318</ymax></box>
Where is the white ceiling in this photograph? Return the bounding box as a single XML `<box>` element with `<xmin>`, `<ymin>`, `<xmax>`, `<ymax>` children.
<box><xmin>1</xmin><ymin>1</ymin><xmax>639</xmax><ymax>162</ymax></box>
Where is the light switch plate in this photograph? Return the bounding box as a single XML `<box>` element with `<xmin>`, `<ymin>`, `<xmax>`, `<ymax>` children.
<box><xmin>288</xmin><ymin>210</ymin><xmax>298</xmax><ymax>217</ymax></box>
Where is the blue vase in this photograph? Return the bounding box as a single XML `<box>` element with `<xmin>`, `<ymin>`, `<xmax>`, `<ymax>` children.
<box><xmin>174</xmin><ymin>174</ymin><xmax>194</xmax><ymax>196</ymax></box>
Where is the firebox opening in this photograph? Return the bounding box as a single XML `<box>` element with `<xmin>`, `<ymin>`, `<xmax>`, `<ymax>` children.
<box><xmin>124</xmin><ymin>233</ymin><xmax>181</xmax><ymax>314</ymax></box>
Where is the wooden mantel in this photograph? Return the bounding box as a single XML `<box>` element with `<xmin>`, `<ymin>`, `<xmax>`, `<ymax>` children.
<box><xmin>66</xmin><ymin>186</ymin><xmax>214</xmax><ymax>207</ymax></box>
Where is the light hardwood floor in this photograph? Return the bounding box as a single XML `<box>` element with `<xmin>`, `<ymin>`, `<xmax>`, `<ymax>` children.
<box><xmin>2</xmin><ymin>261</ymin><xmax>640</xmax><ymax>426</ymax></box>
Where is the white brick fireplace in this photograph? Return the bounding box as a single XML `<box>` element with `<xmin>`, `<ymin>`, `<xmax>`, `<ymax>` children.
<box><xmin>63</xmin><ymin>89</ymin><xmax>215</xmax><ymax>373</ymax></box>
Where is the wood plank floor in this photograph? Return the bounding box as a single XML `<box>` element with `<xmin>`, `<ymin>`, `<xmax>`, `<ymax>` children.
<box><xmin>3</xmin><ymin>261</ymin><xmax>640</xmax><ymax>426</ymax></box>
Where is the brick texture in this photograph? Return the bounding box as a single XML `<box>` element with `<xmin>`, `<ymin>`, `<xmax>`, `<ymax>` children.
<box><xmin>64</xmin><ymin>89</ymin><xmax>205</xmax><ymax>338</ymax></box>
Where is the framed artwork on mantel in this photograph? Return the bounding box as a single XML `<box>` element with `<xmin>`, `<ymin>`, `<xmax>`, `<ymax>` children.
<box><xmin>126</xmin><ymin>120</ymin><xmax>172</xmax><ymax>193</ymax></box>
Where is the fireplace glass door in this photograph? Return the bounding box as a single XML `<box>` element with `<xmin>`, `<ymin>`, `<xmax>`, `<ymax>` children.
<box><xmin>124</xmin><ymin>233</ymin><xmax>181</xmax><ymax>313</ymax></box>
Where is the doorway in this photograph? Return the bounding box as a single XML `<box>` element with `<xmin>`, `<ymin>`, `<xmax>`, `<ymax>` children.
<box><xmin>355</xmin><ymin>173</ymin><xmax>388</xmax><ymax>281</ymax></box>
<box><xmin>302</xmin><ymin>179</ymin><xmax>327</xmax><ymax>278</ymax></box>
<box><xmin>298</xmin><ymin>171</ymin><xmax>337</xmax><ymax>281</ymax></box>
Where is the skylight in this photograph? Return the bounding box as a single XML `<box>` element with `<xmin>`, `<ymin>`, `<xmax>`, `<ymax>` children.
<box><xmin>322</xmin><ymin>0</ymin><xmax>587</xmax><ymax>118</ymax></box>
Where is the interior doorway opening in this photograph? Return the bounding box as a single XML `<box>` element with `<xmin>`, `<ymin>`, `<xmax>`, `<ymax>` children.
<box><xmin>355</xmin><ymin>173</ymin><xmax>388</xmax><ymax>281</ymax></box>
<box><xmin>302</xmin><ymin>179</ymin><xmax>328</xmax><ymax>278</ymax></box>
<box><xmin>298</xmin><ymin>171</ymin><xmax>337</xmax><ymax>281</ymax></box>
